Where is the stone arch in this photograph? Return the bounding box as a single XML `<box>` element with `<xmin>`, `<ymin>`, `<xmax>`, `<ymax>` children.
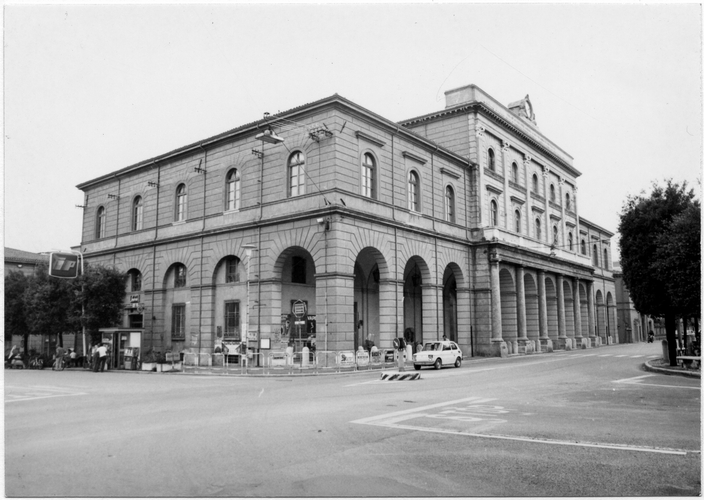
<box><xmin>499</xmin><ymin>268</ymin><xmax>518</xmax><ymax>346</ymax></box>
<box><xmin>545</xmin><ymin>276</ymin><xmax>559</xmax><ymax>342</ymax></box>
<box><xmin>606</xmin><ymin>291</ymin><xmax>616</xmax><ymax>343</ymax></box>
<box><xmin>524</xmin><ymin>273</ymin><xmax>540</xmax><ymax>344</ymax></box>
<box><xmin>562</xmin><ymin>279</ymin><xmax>575</xmax><ymax>338</ymax></box>
<box><xmin>579</xmin><ymin>282</ymin><xmax>589</xmax><ymax>338</ymax></box>
<box><xmin>354</xmin><ymin>247</ymin><xmax>385</xmax><ymax>351</ymax></box>
<box><xmin>596</xmin><ymin>290</ymin><xmax>606</xmax><ymax>341</ymax></box>
<box><xmin>402</xmin><ymin>256</ymin><xmax>431</xmax><ymax>345</ymax></box>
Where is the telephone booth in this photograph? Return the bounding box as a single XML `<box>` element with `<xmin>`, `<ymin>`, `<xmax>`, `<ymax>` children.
<box><xmin>98</xmin><ymin>328</ymin><xmax>143</xmax><ymax>370</ymax></box>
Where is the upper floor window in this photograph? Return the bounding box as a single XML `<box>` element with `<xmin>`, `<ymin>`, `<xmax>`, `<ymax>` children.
<box><xmin>361</xmin><ymin>153</ymin><xmax>376</xmax><ymax>199</ymax></box>
<box><xmin>592</xmin><ymin>244</ymin><xmax>599</xmax><ymax>266</ymax></box>
<box><xmin>445</xmin><ymin>185</ymin><xmax>455</xmax><ymax>223</ymax></box>
<box><xmin>514</xmin><ymin>210</ymin><xmax>521</xmax><ymax>233</ymax></box>
<box><xmin>550</xmin><ymin>184</ymin><xmax>556</xmax><ymax>203</ymax></box>
<box><xmin>292</xmin><ymin>256</ymin><xmax>306</xmax><ymax>284</ymax></box>
<box><xmin>553</xmin><ymin>225</ymin><xmax>559</xmax><ymax>246</ymax></box>
<box><xmin>490</xmin><ymin>200</ymin><xmax>498</xmax><ymax>226</ymax></box>
<box><xmin>132</xmin><ymin>196</ymin><xmax>143</xmax><ymax>231</ymax></box>
<box><xmin>581</xmin><ymin>239</ymin><xmax>586</xmax><ymax>255</ymax></box>
<box><xmin>565</xmin><ymin>192</ymin><xmax>571</xmax><ymax>210</ymax></box>
<box><xmin>488</xmin><ymin>148</ymin><xmax>496</xmax><ymax>172</ymax></box>
<box><xmin>175</xmin><ymin>184</ymin><xmax>187</xmax><ymax>222</ymax></box>
<box><xmin>226</xmin><ymin>257</ymin><xmax>240</xmax><ymax>283</ymax></box>
<box><xmin>129</xmin><ymin>269</ymin><xmax>142</xmax><ymax>292</ymax></box>
<box><xmin>288</xmin><ymin>151</ymin><xmax>305</xmax><ymax>197</ymax></box>
<box><xmin>568</xmin><ymin>232</ymin><xmax>573</xmax><ymax>251</ymax></box>
<box><xmin>535</xmin><ymin>218</ymin><xmax>542</xmax><ymax>240</ymax></box>
<box><xmin>512</xmin><ymin>162</ymin><xmax>519</xmax><ymax>183</ymax></box>
<box><xmin>408</xmin><ymin>171</ymin><xmax>420</xmax><ymax>212</ymax></box>
<box><xmin>96</xmin><ymin>206</ymin><xmax>106</xmax><ymax>239</ymax></box>
<box><xmin>603</xmin><ymin>248</ymin><xmax>609</xmax><ymax>270</ymax></box>
<box><xmin>226</xmin><ymin>169</ymin><xmax>241</xmax><ymax>211</ymax></box>
<box><xmin>532</xmin><ymin>174</ymin><xmax>539</xmax><ymax>194</ymax></box>
<box><xmin>175</xmin><ymin>264</ymin><xmax>187</xmax><ymax>288</ymax></box>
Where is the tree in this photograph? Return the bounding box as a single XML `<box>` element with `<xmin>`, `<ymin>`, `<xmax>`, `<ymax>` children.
<box><xmin>5</xmin><ymin>271</ymin><xmax>30</xmax><ymax>352</ymax></box>
<box><xmin>618</xmin><ymin>180</ymin><xmax>701</xmax><ymax>365</ymax></box>
<box><xmin>71</xmin><ymin>264</ymin><xmax>127</xmax><ymax>342</ymax></box>
<box><xmin>24</xmin><ymin>263</ymin><xmax>75</xmax><ymax>347</ymax></box>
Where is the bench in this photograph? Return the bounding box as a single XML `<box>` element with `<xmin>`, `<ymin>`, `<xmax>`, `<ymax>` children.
<box><xmin>676</xmin><ymin>356</ymin><xmax>701</xmax><ymax>369</ymax></box>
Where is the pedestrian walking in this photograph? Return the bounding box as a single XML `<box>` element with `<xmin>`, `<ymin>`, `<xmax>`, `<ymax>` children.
<box><xmin>97</xmin><ymin>343</ymin><xmax>108</xmax><ymax>372</ymax></box>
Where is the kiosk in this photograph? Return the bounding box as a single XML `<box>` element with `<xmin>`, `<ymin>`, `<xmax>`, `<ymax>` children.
<box><xmin>97</xmin><ymin>329</ymin><xmax>143</xmax><ymax>370</ymax></box>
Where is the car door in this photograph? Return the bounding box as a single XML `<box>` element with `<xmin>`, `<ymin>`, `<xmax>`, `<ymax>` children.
<box><xmin>441</xmin><ymin>343</ymin><xmax>453</xmax><ymax>365</ymax></box>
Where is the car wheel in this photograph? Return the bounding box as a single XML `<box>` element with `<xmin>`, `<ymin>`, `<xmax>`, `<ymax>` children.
<box><xmin>454</xmin><ymin>357</ymin><xmax>462</xmax><ymax>368</ymax></box>
<box><xmin>434</xmin><ymin>358</ymin><xmax>442</xmax><ymax>370</ymax></box>
<box><xmin>414</xmin><ymin>364</ymin><xmax>421</xmax><ymax>371</ymax></box>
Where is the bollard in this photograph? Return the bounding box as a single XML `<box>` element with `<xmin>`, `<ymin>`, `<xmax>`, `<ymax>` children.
<box><xmin>396</xmin><ymin>349</ymin><xmax>405</xmax><ymax>372</ymax></box>
<box><xmin>661</xmin><ymin>339</ymin><xmax>669</xmax><ymax>363</ymax></box>
<box><xmin>302</xmin><ymin>346</ymin><xmax>310</xmax><ymax>367</ymax></box>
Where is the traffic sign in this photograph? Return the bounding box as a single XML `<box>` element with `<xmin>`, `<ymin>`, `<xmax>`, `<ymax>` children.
<box><xmin>292</xmin><ymin>300</ymin><xmax>307</xmax><ymax>319</ymax></box>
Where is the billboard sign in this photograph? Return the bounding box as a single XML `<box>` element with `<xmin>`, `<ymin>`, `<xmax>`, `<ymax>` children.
<box><xmin>49</xmin><ymin>252</ymin><xmax>81</xmax><ymax>279</ymax></box>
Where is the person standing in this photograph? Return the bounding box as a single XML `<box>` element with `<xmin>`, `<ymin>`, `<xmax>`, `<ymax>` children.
<box><xmin>97</xmin><ymin>343</ymin><xmax>108</xmax><ymax>372</ymax></box>
<box><xmin>53</xmin><ymin>345</ymin><xmax>65</xmax><ymax>371</ymax></box>
<box><xmin>92</xmin><ymin>344</ymin><xmax>101</xmax><ymax>372</ymax></box>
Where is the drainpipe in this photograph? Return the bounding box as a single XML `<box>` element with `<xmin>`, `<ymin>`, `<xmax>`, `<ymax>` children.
<box><xmin>198</xmin><ymin>145</ymin><xmax>207</xmax><ymax>354</ymax></box>
<box><xmin>113</xmin><ymin>173</ymin><xmax>121</xmax><ymax>254</ymax></box>
<box><xmin>150</xmin><ymin>160</ymin><xmax>161</xmax><ymax>353</ymax></box>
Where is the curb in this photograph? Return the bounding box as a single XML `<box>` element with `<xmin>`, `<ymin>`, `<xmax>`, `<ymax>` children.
<box><xmin>643</xmin><ymin>359</ymin><xmax>701</xmax><ymax>379</ymax></box>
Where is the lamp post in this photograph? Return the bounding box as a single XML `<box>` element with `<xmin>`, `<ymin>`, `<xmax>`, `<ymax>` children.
<box><xmin>242</xmin><ymin>244</ymin><xmax>258</xmax><ymax>363</ymax></box>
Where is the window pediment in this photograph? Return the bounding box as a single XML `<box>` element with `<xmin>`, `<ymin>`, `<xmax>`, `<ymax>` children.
<box><xmin>486</xmin><ymin>184</ymin><xmax>503</xmax><ymax>195</ymax></box>
<box><xmin>355</xmin><ymin>131</ymin><xmax>386</xmax><ymax>148</ymax></box>
<box><xmin>402</xmin><ymin>151</ymin><xmax>427</xmax><ymax>165</ymax></box>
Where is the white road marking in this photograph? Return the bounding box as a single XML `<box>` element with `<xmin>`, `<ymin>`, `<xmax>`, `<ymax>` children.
<box><xmin>353</xmin><ymin>394</ymin><xmax>694</xmax><ymax>456</ymax></box>
<box><xmin>5</xmin><ymin>385</ymin><xmax>88</xmax><ymax>403</ymax></box>
<box><xmin>598</xmin><ymin>354</ymin><xmax>613</xmax><ymax>357</ymax></box>
<box><xmin>612</xmin><ymin>374</ymin><xmax>701</xmax><ymax>390</ymax></box>
<box><xmin>615</xmin><ymin>355</ymin><xmax>629</xmax><ymax>358</ymax></box>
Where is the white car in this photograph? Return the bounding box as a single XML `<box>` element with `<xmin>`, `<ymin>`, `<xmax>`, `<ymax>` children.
<box><xmin>413</xmin><ymin>340</ymin><xmax>462</xmax><ymax>370</ymax></box>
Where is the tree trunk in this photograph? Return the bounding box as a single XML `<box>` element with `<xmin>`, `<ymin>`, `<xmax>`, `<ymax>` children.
<box><xmin>665</xmin><ymin>312</ymin><xmax>678</xmax><ymax>367</ymax></box>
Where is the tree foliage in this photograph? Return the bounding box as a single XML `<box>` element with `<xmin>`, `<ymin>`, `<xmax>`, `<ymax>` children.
<box><xmin>5</xmin><ymin>262</ymin><xmax>127</xmax><ymax>350</ymax></box>
<box><xmin>5</xmin><ymin>271</ymin><xmax>30</xmax><ymax>347</ymax></box>
<box><xmin>618</xmin><ymin>180</ymin><xmax>700</xmax><ymax>364</ymax></box>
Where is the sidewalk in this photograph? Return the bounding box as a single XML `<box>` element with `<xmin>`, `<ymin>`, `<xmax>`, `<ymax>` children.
<box><xmin>643</xmin><ymin>358</ymin><xmax>701</xmax><ymax>379</ymax></box>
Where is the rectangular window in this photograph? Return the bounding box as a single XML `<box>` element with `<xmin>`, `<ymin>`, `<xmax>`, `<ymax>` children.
<box><xmin>172</xmin><ymin>304</ymin><xmax>186</xmax><ymax>340</ymax></box>
<box><xmin>224</xmin><ymin>301</ymin><xmax>240</xmax><ymax>340</ymax></box>
<box><xmin>226</xmin><ymin>258</ymin><xmax>240</xmax><ymax>283</ymax></box>
<box><xmin>292</xmin><ymin>256</ymin><xmax>306</xmax><ymax>284</ymax></box>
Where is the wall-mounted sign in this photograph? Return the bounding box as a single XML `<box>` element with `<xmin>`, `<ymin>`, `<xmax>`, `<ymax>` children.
<box><xmin>130</xmin><ymin>294</ymin><xmax>140</xmax><ymax>304</ymax></box>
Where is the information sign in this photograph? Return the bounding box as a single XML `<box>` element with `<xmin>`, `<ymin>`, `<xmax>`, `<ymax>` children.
<box><xmin>49</xmin><ymin>252</ymin><xmax>81</xmax><ymax>279</ymax></box>
<box><xmin>292</xmin><ymin>300</ymin><xmax>307</xmax><ymax>319</ymax></box>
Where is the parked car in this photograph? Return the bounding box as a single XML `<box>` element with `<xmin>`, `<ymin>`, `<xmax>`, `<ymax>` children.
<box><xmin>413</xmin><ymin>340</ymin><xmax>462</xmax><ymax>370</ymax></box>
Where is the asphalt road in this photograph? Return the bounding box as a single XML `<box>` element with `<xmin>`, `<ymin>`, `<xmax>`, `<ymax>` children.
<box><xmin>5</xmin><ymin>342</ymin><xmax>700</xmax><ymax>497</ymax></box>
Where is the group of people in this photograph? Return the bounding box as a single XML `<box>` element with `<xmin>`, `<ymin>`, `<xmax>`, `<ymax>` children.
<box><xmin>90</xmin><ymin>343</ymin><xmax>109</xmax><ymax>372</ymax></box>
<box><xmin>52</xmin><ymin>346</ymin><xmax>79</xmax><ymax>370</ymax></box>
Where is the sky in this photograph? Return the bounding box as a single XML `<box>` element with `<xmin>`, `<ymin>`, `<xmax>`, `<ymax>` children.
<box><xmin>4</xmin><ymin>3</ymin><xmax>702</xmax><ymax>261</ymax></box>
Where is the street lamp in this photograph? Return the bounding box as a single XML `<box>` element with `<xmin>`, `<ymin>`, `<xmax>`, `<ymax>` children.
<box><xmin>242</xmin><ymin>244</ymin><xmax>258</xmax><ymax>361</ymax></box>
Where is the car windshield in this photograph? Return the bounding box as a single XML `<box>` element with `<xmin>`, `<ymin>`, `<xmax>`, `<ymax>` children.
<box><xmin>424</xmin><ymin>342</ymin><xmax>441</xmax><ymax>351</ymax></box>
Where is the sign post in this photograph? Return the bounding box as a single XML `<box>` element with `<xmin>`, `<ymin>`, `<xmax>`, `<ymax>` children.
<box><xmin>292</xmin><ymin>300</ymin><xmax>307</xmax><ymax>352</ymax></box>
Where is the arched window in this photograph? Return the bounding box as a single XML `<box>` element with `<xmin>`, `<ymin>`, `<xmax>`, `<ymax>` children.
<box><xmin>288</xmin><ymin>151</ymin><xmax>305</xmax><ymax>197</ymax></box>
<box><xmin>592</xmin><ymin>244</ymin><xmax>599</xmax><ymax>266</ymax></box>
<box><xmin>581</xmin><ymin>239</ymin><xmax>586</xmax><ymax>255</ymax></box>
<box><xmin>226</xmin><ymin>257</ymin><xmax>240</xmax><ymax>283</ymax></box>
<box><xmin>490</xmin><ymin>200</ymin><xmax>498</xmax><ymax>226</ymax></box>
<box><xmin>488</xmin><ymin>148</ymin><xmax>496</xmax><ymax>172</ymax></box>
<box><xmin>550</xmin><ymin>184</ymin><xmax>556</xmax><ymax>202</ymax></box>
<box><xmin>535</xmin><ymin>218</ymin><xmax>541</xmax><ymax>240</ymax></box>
<box><xmin>408</xmin><ymin>171</ymin><xmax>420</xmax><ymax>212</ymax></box>
<box><xmin>132</xmin><ymin>196</ymin><xmax>143</xmax><ymax>231</ymax></box>
<box><xmin>361</xmin><ymin>153</ymin><xmax>375</xmax><ymax>198</ymax></box>
<box><xmin>174</xmin><ymin>264</ymin><xmax>187</xmax><ymax>288</ymax></box>
<box><xmin>512</xmin><ymin>162</ymin><xmax>519</xmax><ymax>183</ymax></box>
<box><xmin>553</xmin><ymin>225</ymin><xmax>559</xmax><ymax>246</ymax></box>
<box><xmin>565</xmin><ymin>192</ymin><xmax>571</xmax><ymax>210</ymax></box>
<box><xmin>603</xmin><ymin>248</ymin><xmax>609</xmax><ymax>270</ymax></box>
<box><xmin>445</xmin><ymin>185</ymin><xmax>455</xmax><ymax>223</ymax></box>
<box><xmin>175</xmin><ymin>184</ymin><xmax>187</xmax><ymax>222</ymax></box>
<box><xmin>532</xmin><ymin>174</ymin><xmax>539</xmax><ymax>194</ymax></box>
<box><xmin>129</xmin><ymin>269</ymin><xmax>142</xmax><ymax>292</ymax></box>
<box><xmin>515</xmin><ymin>210</ymin><xmax>521</xmax><ymax>233</ymax></box>
<box><xmin>96</xmin><ymin>206</ymin><xmax>106</xmax><ymax>239</ymax></box>
<box><xmin>226</xmin><ymin>169</ymin><xmax>241</xmax><ymax>211</ymax></box>
<box><xmin>568</xmin><ymin>232</ymin><xmax>573</xmax><ymax>251</ymax></box>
